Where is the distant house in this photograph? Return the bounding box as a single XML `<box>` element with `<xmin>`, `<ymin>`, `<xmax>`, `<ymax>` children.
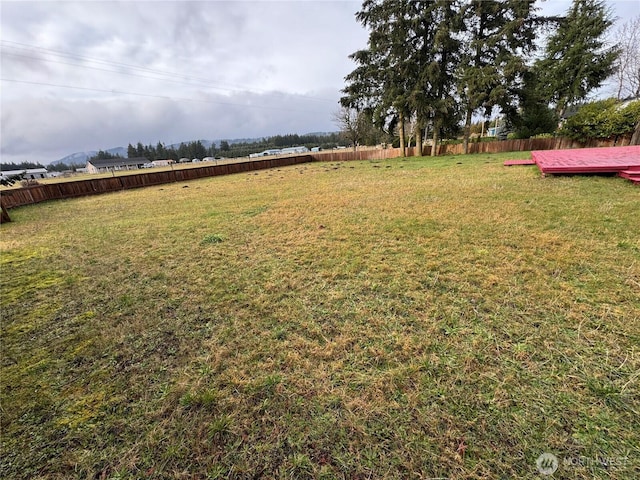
<box><xmin>86</xmin><ymin>157</ymin><xmax>148</xmax><ymax>174</ymax></box>
<box><xmin>249</xmin><ymin>149</ymin><xmax>281</xmax><ymax>158</ymax></box>
<box><xmin>0</xmin><ymin>168</ymin><xmax>48</xmax><ymax>180</ymax></box>
<box><xmin>151</xmin><ymin>159</ymin><xmax>174</xmax><ymax>167</ymax></box>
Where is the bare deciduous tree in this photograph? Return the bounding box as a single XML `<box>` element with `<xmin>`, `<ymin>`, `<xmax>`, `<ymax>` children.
<box><xmin>332</xmin><ymin>107</ymin><xmax>363</xmax><ymax>151</ymax></box>
<box><xmin>613</xmin><ymin>16</ymin><xmax>640</xmax><ymax>99</ymax></box>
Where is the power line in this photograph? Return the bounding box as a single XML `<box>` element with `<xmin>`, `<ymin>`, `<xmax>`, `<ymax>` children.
<box><xmin>0</xmin><ymin>78</ymin><xmax>329</xmax><ymax>113</ymax></box>
<box><xmin>0</xmin><ymin>39</ymin><xmax>336</xmax><ymax>103</ymax></box>
<box><xmin>2</xmin><ymin>39</ymin><xmax>206</xmax><ymax>82</ymax></box>
<box><xmin>1</xmin><ymin>50</ymin><xmax>232</xmax><ymax>92</ymax></box>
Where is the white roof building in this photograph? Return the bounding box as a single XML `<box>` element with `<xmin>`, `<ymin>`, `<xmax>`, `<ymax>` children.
<box><xmin>0</xmin><ymin>168</ymin><xmax>48</xmax><ymax>180</ymax></box>
<box><xmin>249</xmin><ymin>149</ymin><xmax>281</xmax><ymax>158</ymax></box>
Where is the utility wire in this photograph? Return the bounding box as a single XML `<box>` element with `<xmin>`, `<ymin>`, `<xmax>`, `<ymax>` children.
<box><xmin>0</xmin><ymin>40</ymin><xmax>336</xmax><ymax>103</ymax></box>
<box><xmin>2</xmin><ymin>40</ymin><xmax>208</xmax><ymax>81</ymax></box>
<box><xmin>1</xmin><ymin>50</ymin><xmax>234</xmax><ymax>92</ymax></box>
<box><xmin>0</xmin><ymin>78</ymin><xmax>328</xmax><ymax>113</ymax></box>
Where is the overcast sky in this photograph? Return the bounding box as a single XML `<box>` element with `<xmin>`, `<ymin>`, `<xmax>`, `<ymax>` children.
<box><xmin>1</xmin><ymin>0</ymin><xmax>637</xmax><ymax>165</ymax></box>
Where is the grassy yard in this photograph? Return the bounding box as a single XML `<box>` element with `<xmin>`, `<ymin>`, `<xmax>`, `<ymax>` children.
<box><xmin>1</xmin><ymin>152</ymin><xmax>638</xmax><ymax>479</ymax></box>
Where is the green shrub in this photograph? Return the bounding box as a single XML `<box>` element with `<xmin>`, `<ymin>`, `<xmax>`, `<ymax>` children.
<box><xmin>560</xmin><ymin>99</ymin><xmax>640</xmax><ymax>142</ymax></box>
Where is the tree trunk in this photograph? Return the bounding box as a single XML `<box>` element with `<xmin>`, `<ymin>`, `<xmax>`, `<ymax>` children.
<box><xmin>431</xmin><ymin>118</ymin><xmax>440</xmax><ymax>157</ymax></box>
<box><xmin>557</xmin><ymin>103</ymin><xmax>567</xmax><ymax>121</ymax></box>
<box><xmin>399</xmin><ymin>112</ymin><xmax>406</xmax><ymax>157</ymax></box>
<box><xmin>631</xmin><ymin>120</ymin><xmax>640</xmax><ymax>145</ymax></box>
<box><xmin>415</xmin><ymin>118</ymin><xmax>423</xmax><ymax>157</ymax></box>
<box><xmin>463</xmin><ymin>107</ymin><xmax>473</xmax><ymax>154</ymax></box>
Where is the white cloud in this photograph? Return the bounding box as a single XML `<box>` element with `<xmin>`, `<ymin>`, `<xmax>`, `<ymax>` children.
<box><xmin>1</xmin><ymin>0</ymin><xmax>367</xmax><ymax>164</ymax></box>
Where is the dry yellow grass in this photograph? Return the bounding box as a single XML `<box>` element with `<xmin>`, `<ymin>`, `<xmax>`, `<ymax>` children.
<box><xmin>1</xmin><ymin>152</ymin><xmax>639</xmax><ymax>479</ymax></box>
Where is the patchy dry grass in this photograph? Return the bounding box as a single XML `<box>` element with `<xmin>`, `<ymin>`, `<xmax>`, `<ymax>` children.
<box><xmin>1</xmin><ymin>152</ymin><xmax>639</xmax><ymax>479</ymax></box>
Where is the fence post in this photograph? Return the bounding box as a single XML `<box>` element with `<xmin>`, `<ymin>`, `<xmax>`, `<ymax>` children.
<box><xmin>1</xmin><ymin>204</ymin><xmax>11</xmax><ymax>223</ymax></box>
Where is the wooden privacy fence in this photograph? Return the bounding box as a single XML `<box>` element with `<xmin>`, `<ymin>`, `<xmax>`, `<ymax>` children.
<box><xmin>440</xmin><ymin>136</ymin><xmax>633</xmax><ymax>155</ymax></box>
<box><xmin>1</xmin><ymin>137</ymin><xmax>633</xmax><ymax>218</ymax></box>
<box><xmin>0</xmin><ymin>154</ymin><xmax>311</xmax><ymax>211</ymax></box>
<box><xmin>310</xmin><ymin>146</ymin><xmax>418</xmax><ymax>162</ymax></box>
<box><xmin>309</xmin><ymin>136</ymin><xmax>630</xmax><ymax>160</ymax></box>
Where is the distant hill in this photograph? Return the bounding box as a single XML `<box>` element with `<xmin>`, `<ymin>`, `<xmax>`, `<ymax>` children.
<box><xmin>50</xmin><ymin>147</ymin><xmax>127</xmax><ymax>166</ymax></box>
<box><xmin>49</xmin><ymin>142</ymin><xmax>256</xmax><ymax>165</ymax></box>
<box><xmin>48</xmin><ymin>133</ymin><xmax>339</xmax><ymax>166</ymax></box>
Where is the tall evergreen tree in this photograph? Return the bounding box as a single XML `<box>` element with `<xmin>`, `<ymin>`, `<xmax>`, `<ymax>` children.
<box><xmin>343</xmin><ymin>1</ymin><xmax>465</xmax><ymax>157</ymax></box>
<box><xmin>156</xmin><ymin>142</ymin><xmax>166</xmax><ymax>160</ymax></box>
<box><xmin>191</xmin><ymin>140</ymin><xmax>207</xmax><ymax>159</ymax></box>
<box><xmin>511</xmin><ymin>70</ymin><xmax>559</xmax><ymax>138</ymax></box>
<box><xmin>207</xmin><ymin>142</ymin><xmax>218</xmax><ymax>157</ymax></box>
<box><xmin>136</xmin><ymin>142</ymin><xmax>145</xmax><ymax>158</ymax></box>
<box><xmin>177</xmin><ymin>143</ymin><xmax>189</xmax><ymax>159</ymax></box>
<box><xmin>342</xmin><ymin>48</ymin><xmax>405</xmax><ymax>150</ymax></box>
<box><xmin>457</xmin><ymin>0</ymin><xmax>539</xmax><ymax>152</ymax></box>
<box><xmin>535</xmin><ymin>0</ymin><xmax>619</xmax><ymax>117</ymax></box>
<box><xmin>416</xmin><ymin>0</ymin><xmax>463</xmax><ymax>156</ymax></box>
<box><xmin>127</xmin><ymin>143</ymin><xmax>136</xmax><ymax>159</ymax></box>
<box><xmin>342</xmin><ymin>0</ymin><xmax>417</xmax><ymax>156</ymax></box>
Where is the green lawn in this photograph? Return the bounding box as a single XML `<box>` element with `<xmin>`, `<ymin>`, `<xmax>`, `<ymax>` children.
<box><xmin>1</xmin><ymin>152</ymin><xmax>638</xmax><ymax>479</ymax></box>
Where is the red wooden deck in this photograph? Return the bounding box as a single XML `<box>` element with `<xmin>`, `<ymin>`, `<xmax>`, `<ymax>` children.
<box><xmin>618</xmin><ymin>165</ymin><xmax>640</xmax><ymax>184</ymax></box>
<box><xmin>532</xmin><ymin>146</ymin><xmax>640</xmax><ymax>173</ymax></box>
<box><xmin>524</xmin><ymin>146</ymin><xmax>640</xmax><ymax>184</ymax></box>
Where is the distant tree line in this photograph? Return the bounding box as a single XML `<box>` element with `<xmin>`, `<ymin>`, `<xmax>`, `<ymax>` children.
<box><xmin>1</xmin><ymin>161</ymin><xmax>46</xmax><ymax>171</ymax></box>
<box><xmin>126</xmin><ymin>141</ymin><xmax>210</xmax><ymax>161</ymax></box>
<box><xmin>89</xmin><ymin>150</ymin><xmax>123</xmax><ymax>161</ymax></box>
<box><xmin>270</xmin><ymin>133</ymin><xmax>344</xmax><ymax>147</ymax></box>
<box><xmin>126</xmin><ymin>133</ymin><xmax>347</xmax><ymax>160</ymax></box>
<box><xmin>47</xmin><ymin>163</ymin><xmax>76</xmax><ymax>172</ymax></box>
